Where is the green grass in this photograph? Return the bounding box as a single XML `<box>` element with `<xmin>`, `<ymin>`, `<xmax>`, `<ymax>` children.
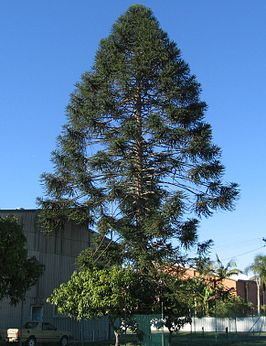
<box><xmin>3</xmin><ymin>332</ymin><xmax>262</xmax><ymax>345</ymax></box>
<box><xmin>73</xmin><ymin>332</ymin><xmax>266</xmax><ymax>346</ymax></box>
<box><xmin>170</xmin><ymin>332</ymin><xmax>266</xmax><ymax>345</ymax></box>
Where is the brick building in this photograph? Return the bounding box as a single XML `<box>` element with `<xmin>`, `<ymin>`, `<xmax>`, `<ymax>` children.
<box><xmin>183</xmin><ymin>267</ymin><xmax>258</xmax><ymax>306</ymax></box>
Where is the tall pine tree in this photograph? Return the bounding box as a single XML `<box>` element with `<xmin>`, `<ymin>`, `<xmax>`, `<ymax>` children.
<box><xmin>38</xmin><ymin>5</ymin><xmax>238</xmax><ymax>269</ymax></box>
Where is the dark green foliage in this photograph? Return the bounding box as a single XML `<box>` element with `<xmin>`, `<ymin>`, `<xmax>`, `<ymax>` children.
<box><xmin>157</xmin><ymin>271</ymin><xmax>193</xmax><ymax>332</ymax></box>
<box><xmin>38</xmin><ymin>5</ymin><xmax>238</xmax><ymax>269</ymax></box>
<box><xmin>77</xmin><ymin>233</ymin><xmax>124</xmax><ymax>270</ymax></box>
<box><xmin>187</xmin><ymin>256</ymin><xmax>242</xmax><ymax>317</ymax></box>
<box><xmin>213</xmin><ymin>296</ymin><xmax>254</xmax><ymax>318</ymax></box>
<box><xmin>0</xmin><ymin>216</ymin><xmax>44</xmax><ymax>304</ymax></box>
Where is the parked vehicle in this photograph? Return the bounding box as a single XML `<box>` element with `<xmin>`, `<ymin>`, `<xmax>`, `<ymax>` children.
<box><xmin>6</xmin><ymin>321</ymin><xmax>72</xmax><ymax>346</ymax></box>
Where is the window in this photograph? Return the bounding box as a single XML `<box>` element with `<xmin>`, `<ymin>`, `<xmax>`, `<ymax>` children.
<box><xmin>24</xmin><ymin>322</ymin><xmax>38</xmax><ymax>329</ymax></box>
<box><xmin>31</xmin><ymin>306</ymin><xmax>43</xmax><ymax>322</ymax></box>
<box><xmin>42</xmin><ymin>322</ymin><xmax>57</xmax><ymax>331</ymax></box>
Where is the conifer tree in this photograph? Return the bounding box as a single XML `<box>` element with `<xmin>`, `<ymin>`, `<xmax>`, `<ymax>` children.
<box><xmin>38</xmin><ymin>5</ymin><xmax>238</xmax><ymax>269</ymax></box>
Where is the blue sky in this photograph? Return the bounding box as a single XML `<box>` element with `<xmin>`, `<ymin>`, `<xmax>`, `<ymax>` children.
<box><xmin>1</xmin><ymin>0</ymin><xmax>266</xmax><ymax>271</ymax></box>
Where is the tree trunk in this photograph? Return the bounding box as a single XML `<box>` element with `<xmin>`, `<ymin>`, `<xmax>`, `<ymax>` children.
<box><xmin>134</xmin><ymin>88</ymin><xmax>144</xmax><ymax>227</ymax></box>
<box><xmin>114</xmin><ymin>330</ymin><xmax>120</xmax><ymax>346</ymax></box>
<box><xmin>256</xmin><ymin>277</ymin><xmax>261</xmax><ymax>315</ymax></box>
<box><xmin>109</xmin><ymin>318</ymin><xmax>121</xmax><ymax>346</ymax></box>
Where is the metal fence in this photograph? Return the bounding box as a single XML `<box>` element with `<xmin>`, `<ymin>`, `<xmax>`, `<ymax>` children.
<box><xmin>146</xmin><ymin>315</ymin><xmax>266</xmax><ymax>333</ymax></box>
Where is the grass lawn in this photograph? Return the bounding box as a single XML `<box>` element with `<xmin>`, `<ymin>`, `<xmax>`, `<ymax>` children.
<box><xmin>3</xmin><ymin>332</ymin><xmax>263</xmax><ymax>345</ymax></box>
<box><xmin>77</xmin><ymin>332</ymin><xmax>266</xmax><ymax>345</ymax></box>
<box><xmin>170</xmin><ymin>332</ymin><xmax>266</xmax><ymax>345</ymax></box>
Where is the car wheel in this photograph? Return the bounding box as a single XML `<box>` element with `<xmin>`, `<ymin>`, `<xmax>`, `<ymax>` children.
<box><xmin>60</xmin><ymin>336</ymin><xmax>68</xmax><ymax>346</ymax></box>
<box><xmin>27</xmin><ymin>336</ymin><xmax>36</xmax><ymax>346</ymax></box>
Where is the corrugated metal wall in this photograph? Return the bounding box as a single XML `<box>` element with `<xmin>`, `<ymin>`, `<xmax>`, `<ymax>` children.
<box><xmin>0</xmin><ymin>209</ymin><xmax>108</xmax><ymax>341</ymax></box>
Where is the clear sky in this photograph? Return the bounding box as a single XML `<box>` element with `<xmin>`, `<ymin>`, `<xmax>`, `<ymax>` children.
<box><xmin>1</xmin><ymin>0</ymin><xmax>266</xmax><ymax>271</ymax></box>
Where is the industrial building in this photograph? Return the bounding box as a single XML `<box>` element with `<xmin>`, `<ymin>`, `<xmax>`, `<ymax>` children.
<box><xmin>0</xmin><ymin>209</ymin><xmax>109</xmax><ymax>341</ymax></box>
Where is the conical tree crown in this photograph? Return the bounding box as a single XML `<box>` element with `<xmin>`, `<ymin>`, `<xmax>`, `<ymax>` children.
<box><xmin>96</xmin><ymin>5</ymin><xmax>183</xmax><ymax>86</ymax></box>
<box><xmin>38</xmin><ymin>5</ymin><xmax>238</xmax><ymax>268</ymax></box>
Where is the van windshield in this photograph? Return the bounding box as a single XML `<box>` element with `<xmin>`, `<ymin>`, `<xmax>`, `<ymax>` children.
<box><xmin>24</xmin><ymin>322</ymin><xmax>38</xmax><ymax>329</ymax></box>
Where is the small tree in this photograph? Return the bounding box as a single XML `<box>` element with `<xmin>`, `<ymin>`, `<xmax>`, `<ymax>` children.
<box><xmin>48</xmin><ymin>266</ymin><xmax>156</xmax><ymax>346</ymax></box>
<box><xmin>188</xmin><ymin>256</ymin><xmax>240</xmax><ymax>317</ymax></box>
<box><xmin>0</xmin><ymin>216</ymin><xmax>44</xmax><ymax>304</ymax></box>
<box><xmin>246</xmin><ymin>255</ymin><xmax>266</xmax><ymax>315</ymax></box>
<box><xmin>214</xmin><ymin>296</ymin><xmax>253</xmax><ymax>318</ymax></box>
<box><xmin>158</xmin><ymin>272</ymin><xmax>192</xmax><ymax>335</ymax></box>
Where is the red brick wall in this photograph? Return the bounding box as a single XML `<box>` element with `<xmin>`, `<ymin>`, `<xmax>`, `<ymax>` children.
<box><xmin>236</xmin><ymin>280</ymin><xmax>257</xmax><ymax>305</ymax></box>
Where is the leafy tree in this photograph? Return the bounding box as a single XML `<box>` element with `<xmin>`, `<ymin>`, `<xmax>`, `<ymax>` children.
<box><xmin>158</xmin><ymin>272</ymin><xmax>192</xmax><ymax>335</ymax></box>
<box><xmin>0</xmin><ymin>216</ymin><xmax>44</xmax><ymax>304</ymax></box>
<box><xmin>77</xmin><ymin>233</ymin><xmax>123</xmax><ymax>270</ymax></box>
<box><xmin>48</xmin><ymin>265</ymin><xmax>157</xmax><ymax>346</ymax></box>
<box><xmin>188</xmin><ymin>256</ymin><xmax>240</xmax><ymax>316</ymax></box>
<box><xmin>38</xmin><ymin>4</ymin><xmax>238</xmax><ymax>270</ymax></box>
<box><xmin>245</xmin><ymin>254</ymin><xmax>266</xmax><ymax>315</ymax></box>
<box><xmin>214</xmin><ymin>295</ymin><xmax>253</xmax><ymax>318</ymax></box>
<box><xmin>193</xmin><ymin>279</ymin><xmax>214</xmax><ymax>316</ymax></box>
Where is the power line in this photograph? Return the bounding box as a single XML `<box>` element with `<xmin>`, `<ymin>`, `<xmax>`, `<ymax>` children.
<box><xmin>220</xmin><ymin>245</ymin><xmax>265</xmax><ymax>263</ymax></box>
<box><xmin>213</xmin><ymin>237</ymin><xmax>262</xmax><ymax>249</ymax></box>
